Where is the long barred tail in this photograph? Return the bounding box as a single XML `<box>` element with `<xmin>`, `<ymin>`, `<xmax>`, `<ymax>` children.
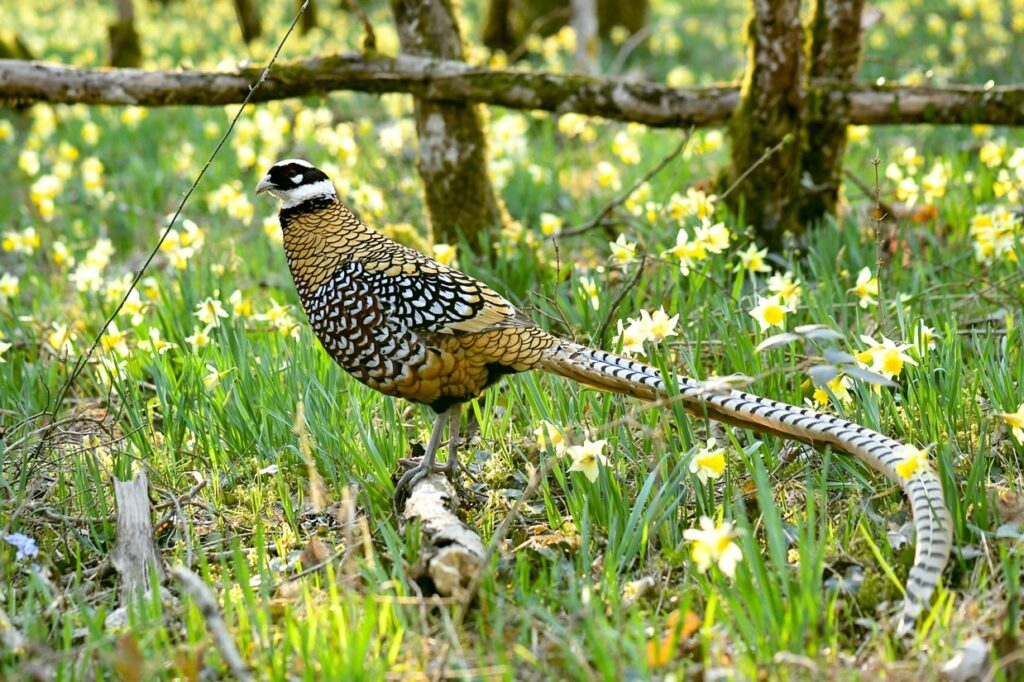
<box><xmin>539</xmin><ymin>340</ymin><xmax>952</xmax><ymax>632</ymax></box>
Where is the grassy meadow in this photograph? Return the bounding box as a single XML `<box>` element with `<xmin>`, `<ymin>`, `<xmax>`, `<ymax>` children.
<box><xmin>1</xmin><ymin>0</ymin><xmax>1023</xmax><ymax>678</ymax></box>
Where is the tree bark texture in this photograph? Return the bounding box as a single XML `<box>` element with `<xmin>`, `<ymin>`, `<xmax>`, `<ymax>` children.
<box><xmin>726</xmin><ymin>0</ymin><xmax>805</xmax><ymax>250</ymax></box>
<box><xmin>390</xmin><ymin>0</ymin><xmax>506</xmax><ymax>245</ymax></box>
<box><xmin>4</xmin><ymin>57</ymin><xmax>1020</xmax><ymax>127</ymax></box>
<box><xmin>801</xmin><ymin>0</ymin><xmax>865</xmax><ymax>224</ymax></box>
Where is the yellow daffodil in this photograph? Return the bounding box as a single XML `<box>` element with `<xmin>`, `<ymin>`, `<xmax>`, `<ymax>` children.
<box><xmin>736</xmin><ymin>243</ymin><xmax>770</xmax><ymax>274</ymax></box>
<box><xmin>612</xmin><ymin>131</ymin><xmax>641</xmax><ymax>165</ymax></box>
<box><xmin>893</xmin><ymin>444</ymin><xmax>930</xmax><ymax>479</ymax></box>
<box><xmin>913</xmin><ymin>321</ymin><xmax>937</xmax><ymax>355</ymax></box>
<box><xmin>694</xmin><ymin>219</ymin><xmax>730</xmax><ymax>254</ymax></box>
<box><xmin>533</xmin><ymin>421</ymin><xmax>568</xmax><ymax>455</ymax></box>
<box><xmin>595</xmin><ymin>161</ymin><xmax>621</xmax><ymax>190</ymax></box>
<box><xmin>683</xmin><ymin>516</ymin><xmax>743</xmax><ymax>578</ymax></box>
<box><xmin>203</xmin><ymin>363</ymin><xmax>234</xmax><ymax>391</ymax></box>
<box><xmin>662</xmin><ymin>228</ymin><xmax>707</xmax><ymax>276</ymax></box>
<box><xmin>689</xmin><ymin>438</ymin><xmax>727</xmax><ymax>483</ymax></box>
<box><xmin>609</xmin><ymin>234</ymin><xmax>637</xmax><ymax>267</ymax></box>
<box><xmin>52</xmin><ymin>241</ymin><xmax>73</xmax><ymax>267</ymax></box>
<box><xmin>141</xmin><ymin>327</ymin><xmax>176</xmax><ymax>355</ymax></box>
<box><xmin>0</xmin><ymin>273</ymin><xmax>19</xmax><ymax>300</ymax></box>
<box><xmin>615</xmin><ymin>307</ymin><xmax>679</xmax><ymax>355</ymax></box>
<box><xmin>577</xmin><ymin>275</ymin><xmax>601</xmax><ymax>311</ymax></box>
<box><xmin>185</xmin><ymin>326</ymin><xmax>212</xmax><ymax>350</ymax></box>
<box><xmin>432</xmin><ymin>243</ymin><xmax>458</xmax><ymax>267</ymax></box>
<box><xmin>539</xmin><ymin>213</ymin><xmax>564</xmax><ymax>237</ymax></box>
<box><xmin>812</xmin><ymin>375</ymin><xmax>854</xmax><ymax>407</ymax></box>
<box><xmin>749</xmin><ymin>294</ymin><xmax>790</xmax><ymax>332</ymax></box>
<box><xmin>644</xmin><ymin>307</ymin><xmax>680</xmax><ymax>342</ymax></box>
<box><xmin>858</xmin><ymin>335</ymin><xmax>918</xmax><ymax>379</ymax></box>
<box><xmin>195</xmin><ymin>297</ymin><xmax>229</xmax><ymax>328</ymax></box>
<box><xmin>850</xmin><ymin>267</ymin><xmax>879</xmax><ymax>308</ymax></box>
<box><xmin>847</xmin><ymin>125</ymin><xmax>870</xmax><ymax>143</ymax></box>
<box><xmin>47</xmin><ymin>322</ymin><xmax>76</xmax><ymax>356</ymax></box>
<box><xmin>998</xmin><ymin>404</ymin><xmax>1024</xmax><ymax>444</ymax></box>
<box><xmin>567</xmin><ymin>439</ymin><xmax>608</xmax><ymax>483</ymax></box>
<box><xmin>767</xmin><ymin>271</ymin><xmax>802</xmax><ymax>307</ymax></box>
<box><xmin>228</xmin><ymin>290</ymin><xmax>254</xmax><ymax>319</ymax></box>
<box><xmin>100</xmin><ymin>323</ymin><xmax>130</xmax><ymax>358</ymax></box>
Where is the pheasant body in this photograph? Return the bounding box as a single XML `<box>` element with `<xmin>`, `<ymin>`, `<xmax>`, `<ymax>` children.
<box><xmin>281</xmin><ymin>197</ymin><xmax>556</xmax><ymax>411</ymax></box>
<box><xmin>257</xmin><ymin>159</ymin><xmax>951</xmax><ymax>634</ymax></box>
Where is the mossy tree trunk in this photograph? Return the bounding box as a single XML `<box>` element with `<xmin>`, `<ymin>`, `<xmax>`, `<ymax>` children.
<box><xmin>299</xmin><ymin>0</ymin><xmax>318</xmax><ymax>34</ymax></box>
<box><xmin>108</xmin><ymin>0</ymin><xmax>142</xmax><ymax>68</ymax></box>
<box><xmin>725</xmin><ymin>0</ymin><xmax>805</xmax><ymax>250</ymax></box>
<box><xmin>800</xmin><ymin>0</ymin><xmax>865</xmax><ymax>223</ymax></box>
<box><xmin>391</xmin><ymin>0</ymin><xmax>505</xmax><ymax>246</ymax></box>
<box><xmin>482</xmin><ymin>0</ymin><xmax>516</xmax><ymax>53</ymax></box>
<box><xmin>233</xmin><ymin>0</ymin><xmax>262</xmax><ymax>45</ymax></box>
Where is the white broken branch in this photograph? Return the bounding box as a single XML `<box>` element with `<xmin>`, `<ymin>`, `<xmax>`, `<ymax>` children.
<box><xmin>402</xmin><ymin>475</ymin><xmax>485</xmax><ymax>600</ymax></box>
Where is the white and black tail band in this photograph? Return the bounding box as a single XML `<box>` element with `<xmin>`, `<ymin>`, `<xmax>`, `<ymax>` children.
<box><xmin>539</xmin><ymin>341</ymin><xmax>952</xmax><ymax>633</ymax></box>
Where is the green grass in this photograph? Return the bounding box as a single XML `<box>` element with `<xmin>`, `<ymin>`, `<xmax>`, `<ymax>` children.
<box><xmin>2</xmin><ymin>0</ymin><xmax>1024</xmax><ymax>679</ymax></box>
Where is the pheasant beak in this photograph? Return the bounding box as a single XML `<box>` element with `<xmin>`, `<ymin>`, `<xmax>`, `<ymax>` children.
<box><xmin>254</xmin><ymin>175</ymin><xmax>275</xmax><ymax>196</ymax></box>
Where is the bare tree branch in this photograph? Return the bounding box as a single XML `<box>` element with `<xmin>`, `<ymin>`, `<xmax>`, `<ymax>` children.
<box><xmin>1</xmin><ymin>56</ymin><xmax>1019</xmax><ymax>126</ymax></box>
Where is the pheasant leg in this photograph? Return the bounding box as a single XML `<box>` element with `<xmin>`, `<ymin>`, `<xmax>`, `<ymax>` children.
<box><xmin>394</xmin><ymin>407</ymin><xmax>451</xmax><ymax>506</ymax></box>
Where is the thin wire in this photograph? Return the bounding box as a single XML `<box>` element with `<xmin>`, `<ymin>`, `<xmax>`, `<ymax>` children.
<box><xmin>31</xmin><ymin>1</ymin><xmax>310</xmax><ymax>460</ymax></box>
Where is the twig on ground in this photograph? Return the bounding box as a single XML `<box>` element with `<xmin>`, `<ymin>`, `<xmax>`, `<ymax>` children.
<box><xmin>170</xmin><ymin>566</ymin><xmax>254</xmax><ymax>682</ymax></box>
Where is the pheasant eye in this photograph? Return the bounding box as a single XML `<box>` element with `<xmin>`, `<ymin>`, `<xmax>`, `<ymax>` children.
<box><xmin>291</xmin><ymin>174</ymin><xmax>304</xmax><ymax>185</ymax></box>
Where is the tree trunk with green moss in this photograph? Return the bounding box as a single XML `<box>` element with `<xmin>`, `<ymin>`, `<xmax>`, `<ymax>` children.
<box><xmin>391</xmin><ymin>0</ymin><xmax>505</xmax><ymax>246</ymax></box>
<box><xmin>299</xmin><ymin>0</ymin><xmax>318</xmax><ymax>34</ymax></box>
<box><xmin>800</xmin><ymin>0</ymin><xmax>865</xmax><ymax>224</ymax></box>
<box><xmin>233</xmin><ymin>0</ymin><xmax>262</xmax><ymax>45</ymax></box>
<box><xmin>725</xmin><ymin>0</ymin><xmax>804</xmax><ymax>250</ymax></box>
<box><xmin>108</xmin><ymin>0</ymin><xmax>142</xmax><ymax>68</ymax></box>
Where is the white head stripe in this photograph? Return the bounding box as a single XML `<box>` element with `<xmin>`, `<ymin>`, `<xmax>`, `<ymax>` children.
<box><xmin>274</xmin><ymin>158</ymin><xmax>313</xmax><ymax>169</ymax></box>
<box><xmin>279</xmin><ymin>178</ymin><xmax>337</xmax><ymax>208</ymax></box>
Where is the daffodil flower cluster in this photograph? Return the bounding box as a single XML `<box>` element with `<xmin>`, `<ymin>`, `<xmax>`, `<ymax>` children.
<box><xmin>615</xmin><ymin>307</ymin><xmax>679</xmax><ymax>356</ymax></box>
<box><xmin>969</xmin><ymin>207</ymin><xmax>1020</xmax><ymax>264</ymax></box>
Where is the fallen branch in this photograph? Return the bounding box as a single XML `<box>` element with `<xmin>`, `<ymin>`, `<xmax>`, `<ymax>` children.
<box><xmin>2</xmin><ymin>56</ymin><xmax>1020</xmax><ymax>126</ymax></box>
<box><xmin>401</xmin><ymin>475</ymin><xmax>485</xmax><ymax>601</ymax></box>
<box><xmin>170</xmin><ymin>566</ymin><xmax>254</xmax><ymax>682</ymax></box>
